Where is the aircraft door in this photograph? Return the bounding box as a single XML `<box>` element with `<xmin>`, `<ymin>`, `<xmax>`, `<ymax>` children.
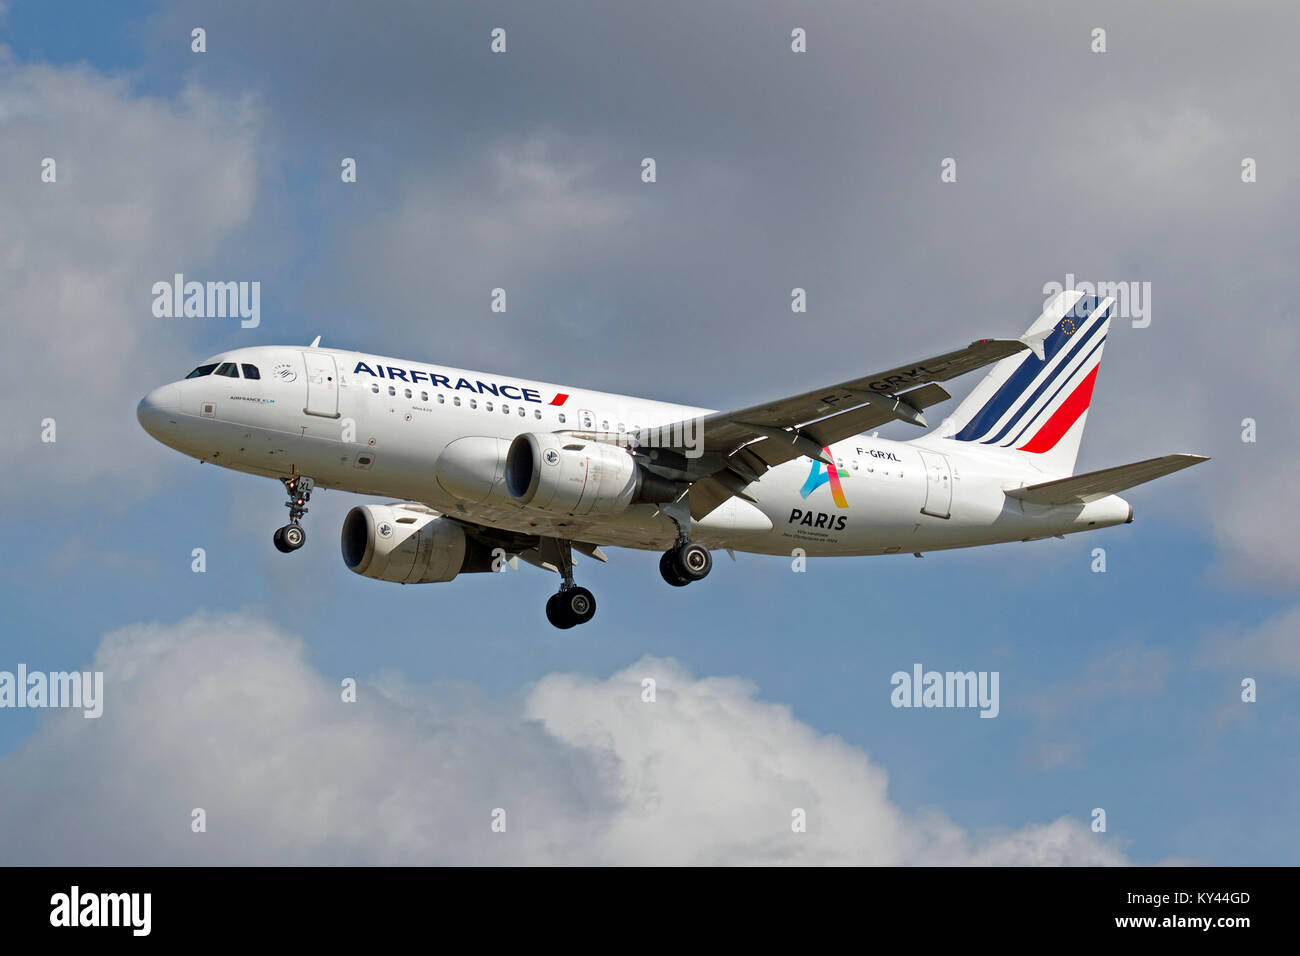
<box><xmin>303</xmin><ymin>350</ymin><xmax>340</xmax><ymax>418</ymax></box>
<box><xmin>917</xmin><ymin>450</ymin><xmax>952</xmax><ymax>519</ymax></box>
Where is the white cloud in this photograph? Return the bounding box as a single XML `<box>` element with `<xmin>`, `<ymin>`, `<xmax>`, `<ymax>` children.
<box><xmin>0</xmin><ymin>611</ymin><xmax>1130</xmax><ymax>865</ymax></box>
<box><xmin>0</xmin><ymin>54</ymin><xmax>261</xmax><ymax>513</ymax></box>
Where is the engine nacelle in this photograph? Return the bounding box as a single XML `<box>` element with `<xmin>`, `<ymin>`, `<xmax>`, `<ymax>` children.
<box><xmin>340</xmin><ymin>504</ymin><xmax>493</xmax><ymax>583</ymax></box>
<box><xmin>505</xmin><ymin>433</ymin><xmax>678</xmax><ymax>516</ymax></box>
<box><xmin>435</xmin><ymin>436</ymin><xmax>516</xmax><ymax>506</ymax></box>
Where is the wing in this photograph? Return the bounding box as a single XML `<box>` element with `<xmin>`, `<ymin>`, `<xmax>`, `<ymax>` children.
<box><xmin>686</xmin><ymin>339</ymin><xmax>1025</xmax><ymax>458</ymax></box>
<box><xmin>639</xmin><ymin>337</ymin><xmax>1029</xmax><ymax>518</ymax></box>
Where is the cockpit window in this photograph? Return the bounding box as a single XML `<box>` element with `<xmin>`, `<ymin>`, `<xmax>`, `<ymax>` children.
<box><xmin>215</xmin><ymin>362</ymin><xmax>239</xmax><ymax>378</ymax></box>
<box><xmin>241</xmin><ymin>364</ymin><xmax>260</xmax><ymax>380</ymax></box>
<box><xmin>185</xmin><ymin>364</ymin><xmax>218</xmax><ymax>379</ymax></box>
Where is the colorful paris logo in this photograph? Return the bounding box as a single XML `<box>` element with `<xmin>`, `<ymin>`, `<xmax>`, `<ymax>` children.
<box><xmin>799</xmin><ymin>446</ymin><xmax>848</xmax><ymax>508</ymax></box>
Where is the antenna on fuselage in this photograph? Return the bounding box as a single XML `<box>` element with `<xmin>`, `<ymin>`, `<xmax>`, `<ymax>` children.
<box><xmin>309</xmin><ymin>335</ymin><xmax>321</xmax><ymax>348</ymax></box>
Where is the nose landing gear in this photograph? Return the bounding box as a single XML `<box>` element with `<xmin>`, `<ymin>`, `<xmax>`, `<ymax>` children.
<box><xmin>273</xmin><ymin>475</ymin><xmax>314</xmax><ymax>553</ymax></box>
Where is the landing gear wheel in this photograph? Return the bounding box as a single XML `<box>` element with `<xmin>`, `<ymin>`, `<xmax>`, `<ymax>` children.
<box><xmin>669</xmin><ymin>541</ymin><xmax>712</xmax><ymax>582</ymax></box>
<box><xmin>276</xmin><ymin>523</ymin><xmax>305</xmax><ymax>552</ymax></box>
<box><xmin>545</xmin><ymin>593</ymin><xmax>570</xmax><ymax>629</ymax></box>
<box><xmin>659</xmin><ymin>551</ymin><xmax>691</xmax><ymax>587</ymax></box>
<box><xmin>273</xmin><ymin>527</ymin><xmax>291</xmax><ymax>553</ymax></box>
<box><xmin>543</xmin><ymin>539</ymin><xmax>596</xmax><ymax>628</ymax></box>
<box><xmin>546</xmin><ymin>587</ymin><xmax>597</xmax><ymax>629</ymax></box>
<box><xmin>563</xmin><ymin>586</ymin><xmax>596</xmax><ymax>625</ymax></box>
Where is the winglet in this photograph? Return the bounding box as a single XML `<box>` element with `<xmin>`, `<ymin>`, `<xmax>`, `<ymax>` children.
<box><xmin>309</xmin><ymin>335</ymin><xmax>322</xmax><ymax>348</ymax></box>
<box><xmin>1019</xmin><ymin>288</ymin><xmax>1087</xmax><ymax>360</ymax></box>
<box><xmin>1019</xmin><ymin>328</ymin><xmax>1049</xmax><ymax>361</ymax></box>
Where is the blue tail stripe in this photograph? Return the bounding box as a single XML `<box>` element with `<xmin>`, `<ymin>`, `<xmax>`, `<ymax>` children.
<box><xmin>978</xmin><ymin>306</ymin><xmax>1109</xmax><ymax>445</ymax></box>
<box><xmin>950</xmin><ymin>295</ymin><xmax>1100</xmax><ymax>442</ymax></box>
<box><xmin>1002</xmin><ymin>334</ymin><xmax>1107</xmax><ymax>447</ymax></box>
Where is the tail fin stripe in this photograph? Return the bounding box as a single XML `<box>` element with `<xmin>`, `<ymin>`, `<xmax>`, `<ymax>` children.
<box><xmin>928</xmin><ymin>291</ymin><xmax>1115</xmax><ymax>478</ymax></box>
<box><xmin>951</xmin><ymin>351</ymin><xmax>1052</xmax><ymax>441</ymax></box>
<box><xmin>951</xmin><ymin>295</ymin><xmax>1101</xmax><ymax>443</ymax></box>
<box><xmin>1018</xmin><ymin>364</ymin><xmax>1100</xmax><ymax>453</ymax></box>
<box><xmin>977</xmin><ymin>306</ymin><xmax>1110</xmax><ymax>446</ymax></box>
<box><xmin>1000</xmin><ymin>333</ymin><xmax>1107</xmax><ymax>448</ymax></box>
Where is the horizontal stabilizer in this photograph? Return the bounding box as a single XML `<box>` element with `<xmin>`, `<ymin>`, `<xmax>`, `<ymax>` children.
<box><xmin>1005</xmin><ymin>454</ymin><xmax>1209</xmax><ymax>505</ymax></box>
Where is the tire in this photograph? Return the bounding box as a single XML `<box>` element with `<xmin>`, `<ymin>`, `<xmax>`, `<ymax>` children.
<box><xmin>273</xmin><ymin>527</ymin><xmax>292</xmax><ymax>553</ymax></box>
<box><xmin>545</xmin><ymin>593</ymin><xmax>571</xmax><ymax>629</ymax></box>
<box><xmin>672</xmin><ymin>542</ymin><xmax>712</xmax><ymax>581</ymax></box>
<box><xmin>282</xmin><ymin>524</ymin><xmax>306</xmax><ymax>550</ymax></box>
<box><xmin>563</xmin><ymin>586</ymin><xmax>596</xmax><ymax>625</ymax></box>
<box><xmin>660</xmin><ymin>551</ymin><xmax>691</xmax><ymax>587</ymax></box>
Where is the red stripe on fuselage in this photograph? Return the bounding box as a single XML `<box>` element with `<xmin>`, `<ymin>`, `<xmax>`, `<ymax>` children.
<box><xmin>1018</xmin><ymin>365</ymin><xmax>1099</xmax><ymax>453</ymax></box>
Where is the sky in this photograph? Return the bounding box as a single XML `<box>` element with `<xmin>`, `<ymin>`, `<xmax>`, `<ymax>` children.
<box><xmin>0</xmin><ymin>0</ymin><xmax>1296</xmax><ymax>864</ymax></box>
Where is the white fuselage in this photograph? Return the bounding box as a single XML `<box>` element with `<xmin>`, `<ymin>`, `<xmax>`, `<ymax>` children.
<box><xmin>137</xmin><ymin>345</ymin><xmax>1133</xmax><ymax>558</ymax></box>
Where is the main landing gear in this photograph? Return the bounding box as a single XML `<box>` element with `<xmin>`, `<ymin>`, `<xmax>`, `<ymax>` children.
<box><xmin>659</xmin><ymin>540</ymin><xmax>712</xmax><ymax>586</ymax></box>
<box><xmin>273</xmin><ymin>475</ymin><xmax>314</xmax><ymax>554</ymax></box>
<box><xmin>656</xmin><ymin>497</ymin><xmax>712</xmax><ymax>587</ymax></box>
<box><xmin>545</xmin><ymin>539</ymin><xmax>596</xmax><ymax>629</ymax></box>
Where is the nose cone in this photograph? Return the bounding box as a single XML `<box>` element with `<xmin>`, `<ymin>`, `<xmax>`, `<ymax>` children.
<box><xmin>137</xmin><ymin>385</ymin><xmax>180</xmax><ymax>439</ymax></box>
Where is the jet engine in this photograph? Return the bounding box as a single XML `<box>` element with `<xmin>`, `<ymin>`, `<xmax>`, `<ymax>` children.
<box><xmin>504</xmin><ymin>433</ymin><xmax>678</xmax><ymax>516</ymax></box>
<box><xmin>340</xmin><ymin>504</ymin><xmax>494</xmax><ymax>583</ymax></box>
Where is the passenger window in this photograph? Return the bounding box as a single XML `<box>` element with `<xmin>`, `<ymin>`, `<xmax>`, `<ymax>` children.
<box><xmin>388</xmin><ymin>386</ymin><xmax>396</xmax><ymax>396</ymax></box>
<box><xmin>215</xmin><ymin>362</ymin><xmax>239</xmax><ymax>378</ymax></box>
<box><xmin>470</xmin><ymin>399</ymin><xmax>477</xmax><ymax>409</ymax></box>
<box><xmin>185</xmin><ymin>364</ymin><xmax>218</xmax><ymax>379</ymax></box>
<box><xmin>502</xmin><ymin>405</ymin><xmax>510</xmax><ymax>414</ymax></box>
<box><xmin>533</xmin><ymin>409</ymin><xmax>540</xmax><ymax>419</ymax></box>
<box><xmin>437</xmin><ymin>394</ymin><xmax>445</xmax><ymax>404</ymax></box>
<box><xmin>617</xmin><ymin>423</ymin><xmax>625</xmax><ymax>433</ymax></box>
<box><xmin>240</xmin><ymin>364</ymin><xmax>260</xmax><ymax>380</ymax></box>
<box><xmin>371</xmin><ymin>384</ymin><xmax>379</xmax><ymax>394</ymax></box>
<box><xmin>404</xmin><ymin>388</ymin><xmax>412</xmax><ymax>399</ymax></box>
<box><xmin>558</xmin><ymin>413</ymin><xmax>566</xmax><ymax>424</ymax></box>
<box><xmin>484</xmin><ymin>401</ymin><xmax>492</xmax><ymax>412</ymax></box>
<box><xmin>601</xmin><ymin>420</ymin><xmax>609</xmax><ymax>431</ymax></box>
<box><xmin>520</xmin><ymin>407</ymin><xmax>526</xmax><ymax>417</ymax></box>
<box><xmin>421</xmin><ymin>391</ymin><xmax>428</xmax><ymax>402</ymax></box>
<box><xmin>453</xmin><ymin>396</ymin><xmax>461</xmax><ymax>406</ymax></box>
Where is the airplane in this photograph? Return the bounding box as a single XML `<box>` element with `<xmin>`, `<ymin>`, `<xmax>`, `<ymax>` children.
<box><xmin>137</xmin><ymin>290</ymin><xmax>1207</xmax><ymax>628</ymax></box>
